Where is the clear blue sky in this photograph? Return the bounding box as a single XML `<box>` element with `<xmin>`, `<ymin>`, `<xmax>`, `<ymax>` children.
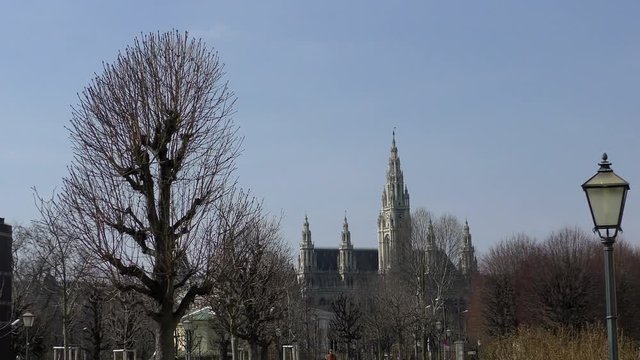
<box><xmin>1</xmin><ymin>1</ymin><xmax>639</xmax><ymax>255</ymax></box>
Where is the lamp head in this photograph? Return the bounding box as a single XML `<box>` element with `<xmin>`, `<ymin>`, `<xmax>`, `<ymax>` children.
<box><xmin>22</xmin><ymin>312</ymin><xmax>35</xmax><ymax>328</ymax></box>
<box><xmin>582</xmin><ymin>153</ymin><xmax>630</xmax><ymax>241</ymax></box>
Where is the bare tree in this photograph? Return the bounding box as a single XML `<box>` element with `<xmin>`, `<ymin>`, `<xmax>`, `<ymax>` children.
<box><xmin>380</xmin><ymin>275</ymin><xmax>417</xmax><ymax>360</ymax></box>
<box><xmin>329</xmin><ymin>294</ymin><xmax>363</xmax><ymax>360</ymax></box>
<box><xmin>411</xmin><ymin>210</ymin><xmax>464</xmax><ymax>308</ymax></box>
<box><xmin>80</xmin><ymin>281</ymin><xmax>110</xmax><ymax>360</ymax></box>
<box><xmin>9</xmin><ymin>224</ymin><xmax>48</xmax><ymax>358</ymax></box>
<box><xmin>209</xmin><ymin>200</ymin><xmax>291</xmax><ymax>360</ymax></box>
<box><xmin>409</xmin><ymin>209</ymin><xmax>467</xmax><ymax>359</ymax></box>
<box><xmin>234</xmin><ymin>226</ymin><xmax>291</xmax><ymax>360</ymax></box>
<box><xmin>357</xmin><ymin>275</ymin><xmax>416</xmax><ymax>360</ymax></box>
<box><xmin>480</xmin><ymin>229</ymin><xmax>601</xmax><ymax>337</ymax></box>
<box><xmin>105</xmin><ymin>291</ymin><xmax>149</xmax><ymax>352</ymax></box>
<box><xmin>408</xmin><ymin>208</ymin><xmax>432</xmax><ymax>360</ymax></box>
<box><xmin>58</xmin><ymin>30</ymin><xmax>241</xmax><ymax>360</ymax></box>
<box><xmin>480</xmin><ymin>233</ymin><xmax>538</xmax><ymax>337</ymax></box>
<box><xmin>359</xmin><ymin>279</ymin><xmax>394</xmax><ymax>360</ymax></box>
<box><xmin>28</xmin><ymin>194</ymin><xmax>91</xmax><ymax>360</ymax></box>
<box><xmin>206</xmin><ymin>190</ymin><xmax>261</xmax><ymax>360</ymax></box>
<box><xmin>430</xmin><ymin>213</ymin><xmax>464</xmax><ymax>300</ymax></box>
<box><xmin>533</xmin><ymin>227</ymin><xmax>601</xmax><ymax>330</ymax></box>
<box><xmin>614</xmin><ymin>240</ymin><xmax>640</xmax><ymax>340</ymax></box>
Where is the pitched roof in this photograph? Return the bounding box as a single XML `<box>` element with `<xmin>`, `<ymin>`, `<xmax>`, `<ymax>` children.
<box><xmin>314</xmin><ymin>248</ymin><xmax>379</xmax><ymax>272</ymax></box>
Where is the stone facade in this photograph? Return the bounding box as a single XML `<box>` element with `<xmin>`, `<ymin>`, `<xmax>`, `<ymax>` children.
<box><xmin>0</xmin><ymin>218</ymin><xmax>13</xmax><ymax>358</ymax></box>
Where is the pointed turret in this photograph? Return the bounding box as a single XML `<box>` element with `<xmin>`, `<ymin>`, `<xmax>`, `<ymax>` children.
<box><xmin>459</xmin><ymin>219</ymin><xmax>477</xmax><ymax>275</ymax></box>
<box><xmin>301</xmin><ymin>215</ymin><xmax>312</xmax><ymax>247</ymax></box>
<box><xmin>378</xmin><ymin>131</ymin><xmax>411</xmax><ymax>273</ymax></box>
<box><xmin>427</xmin><ymin>218</ymin><xmax>436</xmax><ymax>249</ymax></box>
<box><xmin>341</xmin><ymin>214</ymin><xmax>352</xmax><ymax>247</ymax></box>
<box><xmin>425</xmin><ymin>218</ymin><xmax>436</xmax><ymax>271</ymax></box>
<box><xmin>339</xmin><ymin>214</ymin><xmax>354</xmax><ymax>283</ymax></box>
<box><xmin>463</xmin><ymin>220</ymin><xmax>471</xmax><ymax>246</ymax></box>
<box><xmin>298</xmin><ymin>216</ymin><xmax>316</xmax><ymax>275</ymax></box>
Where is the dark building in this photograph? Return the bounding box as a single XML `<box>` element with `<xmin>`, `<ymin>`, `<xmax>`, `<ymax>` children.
<box><xmin>0</xmin><ymin>218</ymin><xmax>13</xmax><ymax>358</ymax></box>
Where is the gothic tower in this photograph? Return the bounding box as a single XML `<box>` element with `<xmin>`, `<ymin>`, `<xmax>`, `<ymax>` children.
<box><xmin>298</xmin><ymin>215</ymin><xmax>316</xmax><ymax>279</ymax></box>
<box><xmin>339</xmin><ymin>215</ymin><xmax>354</xmax><ymax>283</ymax></box>
<box><xmin>378</xmin><ymin>132</ymin><xmax>411</xmax><ymax>273</ymax></box>
<box><xmin>459</xmin><ymin>220</ymin><xmax>477</xmax><ymax>275</ymax></box>
<box><xmin>425</xmin><ymin>218</ymin><xmax>436</xmax><ymax>271</ymax></box>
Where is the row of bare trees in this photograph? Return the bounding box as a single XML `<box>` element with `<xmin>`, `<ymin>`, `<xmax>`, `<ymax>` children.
<box><xmin>317</xmin><ymin>208</ymin><xmax>470</xmax><ymax>360</ymax></box>
<box><xmin>12</xmin><ymin>195</ymin><xmax>296</xmax><ymax>360</ymax></box>
<box><xmin>204</xmin><ymin>191</ymin><xmax>297</xmax><ymax>360</ymax></box>
<box><xmin>323</xmin><ymin>273</ymin><xmax>467</xmax><ymax>360</ymax></box>
<box><xmin>468</xmin><ymin>227</ymin><xmax>640</xmax><ymax>351</ymax></box>
<box><xmin>320</xmin><ymin>223</ymin><xmax>640</xmax><ymax>359</ymax></box>
<box><xmin>8</xmin><ymin>30</ymin><xmax>298</xmax><ymax>360</ymax></box>
<box><xmin>10</xmin><ymin>218</ymin><xmax>155</xmax><ymax>360</ymax></box>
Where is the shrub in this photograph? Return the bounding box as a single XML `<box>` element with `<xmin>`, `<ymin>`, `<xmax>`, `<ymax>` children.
<box><xmin>482</xmin><ymin>325</ymin><xmax>638</xmax><ymax>360</ymax></box>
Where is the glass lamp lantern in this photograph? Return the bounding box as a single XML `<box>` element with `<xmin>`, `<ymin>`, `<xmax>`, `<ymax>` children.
<box><xmin>22</xmin><ymin>312</ymin><xmax>35</xmax><ymax>328</ymax></box>
<box><xmin>182</xmin><ymin>319</ymin><xmax>192</xmax><ymax>331</ymax></box>
<box><xmin>582</xmin><ymin>153</ymin><xmax>630</xmax><ymax>240</ymax></box>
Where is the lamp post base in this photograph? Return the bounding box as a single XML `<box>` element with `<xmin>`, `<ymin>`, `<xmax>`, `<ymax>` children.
<box><xmin>603</xmin><ymin>240</ymin><xmax>618</xmax><ymax>360</ymax></box>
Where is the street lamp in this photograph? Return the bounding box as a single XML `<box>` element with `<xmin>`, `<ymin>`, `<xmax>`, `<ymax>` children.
<box><xmin>22</xmin><ymin>311</ymin><xmax>35</xmax><ymax>360</ymax></box>
<box><xmin>445</xmin><ymin>329</ymin><xmax>451</xmax><ymax>360</ymax></box>
<box><xmin>182</xmin><ymin>319</ymin><xmax>193</xmax><ymax>360</ymax></box>
<box><xmin>582</xmin><ymin>153</ymin><xmax>630</xmax><ymax>360</ymax></box>
<box><xmin>435</xmin><ymin>321</ymin><xmax>442</xmax><ymax>360</ymax></box>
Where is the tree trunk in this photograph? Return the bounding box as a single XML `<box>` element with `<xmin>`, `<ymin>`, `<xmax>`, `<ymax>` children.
<box><xmin>277</xmin><ymin>340</ymin><xmax>282</xmax><ymax>360</ymax></box>
<box><xmin>422</xmin><ymin>334</ymin><xmax>428</xmax><ymax>360</ymax></box>
<box><xmin>219</xmin><ymin>339</ymin><xmax>230</xmax><ymax>360</ymax></box>
<box><xmin>259</xmin><ymin>344</ymin><xmax>269</xmax><ymax>360</ymax></box>
<box><xmin>231</xmin><ymin>335</ymin><xmax>239</xmax><ymax>360</ymax></box>
<box><xmin>155</xmin><ymin>314</ymin><xmax>177</xmax><ymax>360</ymax></box>
<box><xmin>345</xmin><ymin>341</ymin><xmax>350</xmax><ymax>360</ymax></box>
<box><xmin>63</xmin><ymin>274</ymin><xmax>68</xmax><ymax>360</ymax></box>
<box><xmin>248</xmin><ymin>341</ymin><xmax>259</xmax><ymax>360</ymax></box>
<box><xmin>63</xmin><ymin>320</ymin><xmax>68</xmax><ymax>360</ymax></box>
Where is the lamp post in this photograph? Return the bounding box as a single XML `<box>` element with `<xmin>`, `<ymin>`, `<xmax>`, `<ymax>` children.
<box><xmin>582</xmin><ymin>153</ymin><xmax>630</xmax><ymax>360</ymax></box>
<box><xmin>461</xmin><ymin>309</ymin><xmax>469</xmax><ymax>341</ymax></box>
<box><xmin>182</xmin><ymin>319</ymin><xmax>193</xmax><ymax>360</ymax></box>
<box><xmin>22</xmin><ymin>311</ymin><xmax>35</xmax><ymax>360</ymax></box>
<box><xmin>445</xmin><ymin>329</ymin><xmax>451</xmax><ymax>360</ymax></box>
<box><xmin>435</xmin><ymin>321</ymin><xmax>442</xmax><ymax>360</ymax></box>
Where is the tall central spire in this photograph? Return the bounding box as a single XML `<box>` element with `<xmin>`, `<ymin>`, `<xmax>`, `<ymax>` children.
<box><xmin>384</xmin><ymin>131</ymin><xmax>408</xmax><ymax>210</ymax></box>
<box><xmin>378</xmin><ymin>131</ymin><xmax>411</xmax><ymax>273</ymax></box>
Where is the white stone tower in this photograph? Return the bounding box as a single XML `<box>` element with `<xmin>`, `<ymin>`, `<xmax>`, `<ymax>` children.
<box><xmin>339</xmin><ymin>215</ymin><xmax>354</xmax><ymax>283</ymax></box>
<box><xmin>378</xmin><ymin>132</ymin><xmax>411</xmax><ymax>273</ymax></box>
<box><xmin>425</xmin><ymin>218</ymin><xmax>436</xmax><ymax>271</ymax></box>
<box><xmin>459</xmin><ymin>220</ymin><xmax>477</xmax><ymax>275</ymax></box>
<box><xmin>298</xmin><ymin>215</ymin><xmax>316</xmax><ymax>278</ymax></box>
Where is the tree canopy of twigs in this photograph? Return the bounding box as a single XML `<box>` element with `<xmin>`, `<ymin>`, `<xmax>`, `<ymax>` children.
<box><xmin>207</xmin><ymin>193</ymin><xmax>293</xmax><ymax>360</ymax></box>
<box><xmin>58</xmin><ymin>30</ymin><xmax>241</xmax><ymax>360</ymax></box>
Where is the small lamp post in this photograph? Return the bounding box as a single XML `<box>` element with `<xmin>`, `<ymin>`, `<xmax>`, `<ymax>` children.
<box><xmin>22</xmin><ymin>311</ymin><xmax>35</xmax><ymax>360</ymax></box>
<box><xmin>445</xmin><ymin>329</ymin><xmax>451</xmax><ymax>360</ymax></box>
<box><xmin>435</xmin><ymin>321</ymin><xmax>442</xmax><ymax>360</ymax></box>
<box><xmin>582</xmin><ymin>153</ymin><xmax>630</xmax><ymax>360</ymax></box>
<box><xmin>182</xmin><ymin>319</ymin><xmax>193</xmax><ymax>360</ymax></box>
